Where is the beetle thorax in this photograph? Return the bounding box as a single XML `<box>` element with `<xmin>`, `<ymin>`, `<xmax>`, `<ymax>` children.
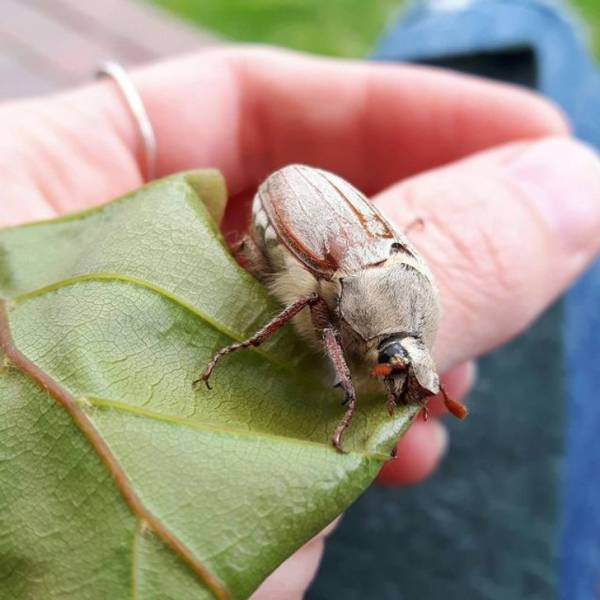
<box><xmin>337</xmin><ymin>259</ymin><xmax>440</xmax><ymax>366</ymax></box>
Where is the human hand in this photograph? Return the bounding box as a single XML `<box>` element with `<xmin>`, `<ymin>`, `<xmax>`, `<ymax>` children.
<box><xmin>2</xmin><ymin>47</ymin><xmax>599</xmax><ymax>598</ymax></box>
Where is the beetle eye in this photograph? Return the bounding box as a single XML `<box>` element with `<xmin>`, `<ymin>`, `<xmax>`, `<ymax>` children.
<box><xmin>378</xmin><ymin>341</ymin><xmax>405</xmax><ymax>364</ymax></box>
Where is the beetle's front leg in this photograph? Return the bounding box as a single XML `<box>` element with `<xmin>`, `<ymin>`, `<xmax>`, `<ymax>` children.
<box><xmin>195</xmin><ymin>293</ymin><xmax>320</xmax><ymax>389</ymax></box>
<box><xmin>308</xmin><ymin>299</ymin><xmax>357</xmax><ymax>452</ymax></box>
<box><xmin>320</xmin><ymin>326</ymin><xmax>357</xmax><ymax>453</ymax></box>
<box><xmin>231</xmin><ymin>235</ymin><xmax>270</xmax><ymax>283</ymax></box>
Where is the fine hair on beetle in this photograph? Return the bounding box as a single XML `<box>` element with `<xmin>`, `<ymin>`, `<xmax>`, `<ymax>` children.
<box><xmin>195</xmin><ymin>164</ymin><xmax>468</xmax><ymax>452</ymax></box>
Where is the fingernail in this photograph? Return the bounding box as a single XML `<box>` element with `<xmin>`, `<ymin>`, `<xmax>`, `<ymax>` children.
<box><xmin>506</xmin><ymin>137</ymin><xmax>600</xmax><ymax>251</ymax></box>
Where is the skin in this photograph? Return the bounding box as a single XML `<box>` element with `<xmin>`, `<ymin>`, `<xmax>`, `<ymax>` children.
<box><xmin>2</xmin><ymin>46</ymin><xmax>600</xmax><ymax>598</ymax></box>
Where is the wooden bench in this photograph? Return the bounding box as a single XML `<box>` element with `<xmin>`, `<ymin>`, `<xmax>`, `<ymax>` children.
<box><xmin>0</xmin><ymin>0</ymin><xmax>218</xmax><ymax>99</ymax></box>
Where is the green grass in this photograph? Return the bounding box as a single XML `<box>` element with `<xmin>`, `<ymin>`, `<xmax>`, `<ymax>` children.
<box><xmin>151</xmin><ymin>0</ymin><xmax>600</xmax><ymax>59</ymax></box>
<box><xmin>151</xmin><ymin>0</ymin><xmax>402</xmax><ymax>57</ymax></box>
<box><xmin>573</xmin><ymin>0</ymin><xmax>600</xmax><ymax>58</ymax></box>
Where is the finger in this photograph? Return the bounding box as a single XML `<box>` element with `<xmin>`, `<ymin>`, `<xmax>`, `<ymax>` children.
<box><xmin>127</xmin><ymin>48</ymin><xmax>567</xmax><ymax>194</ymax></box>
<box><xmin>377</xmin><ymin>419</ymin><xmax>448</xmax><ymax>486</ymax></box>
<box><xmin>250</xmin><ymin>519</ymin><xmax>339</xmax><ymax>599</ymax></box>
<box><xmin>374</xmin><ymin>136</ymin><xmax>600</xmax><ymax>372</ymax></box>
<box><xmin>4</xmin><ymin>46</ymin><xmax>567</xmax><ymax>219</ymax></box>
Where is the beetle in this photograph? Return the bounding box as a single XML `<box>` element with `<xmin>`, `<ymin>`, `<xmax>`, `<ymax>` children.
<box><xmin>196</xmin><ymin>164</ymin><xmax>468</xmax><ymax>452</ymax></box>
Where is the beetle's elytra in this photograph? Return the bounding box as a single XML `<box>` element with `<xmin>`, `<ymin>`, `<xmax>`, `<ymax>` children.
<box><xmin>196</xmin><ymin>165</ymin><xmax>467</xmax><ymax>452</ymax></box>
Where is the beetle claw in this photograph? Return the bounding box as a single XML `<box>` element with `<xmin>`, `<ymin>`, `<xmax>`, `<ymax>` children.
<box><xmin>192</xmin><ymin>370</ymin><xmax>213</xmax><ymax>391</ymax></box>
<box><xmin>386</xmin><ymin>395</ymin><xmax>397</xmax><ymax>417</ymax></box>
<box><xmin>331</xmin><ymin>433</ymin><xmax>348</xmax><ymax>454</ymax></box>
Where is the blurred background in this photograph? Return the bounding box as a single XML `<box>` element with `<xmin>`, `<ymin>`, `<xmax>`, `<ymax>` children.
<box><xmin>1</xmin><ymin>0</ymin><xmax>598</xmax><ymax>100</ymax></box>
<box><xmin>151</xmin><ymin>0</ymin><xmax>600</xmax><ymax>57</ymax></box>
<box><xmin>2</xmin><ymin>1</ymin><xmax>599</xmax><ymax>599</ymax></box>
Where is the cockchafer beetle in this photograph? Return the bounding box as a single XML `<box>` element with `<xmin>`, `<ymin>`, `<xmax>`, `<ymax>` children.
<box><xmin>196</xmin><ymin>164</ymin><xmax>468</xmax><ymax>452</ymax></box>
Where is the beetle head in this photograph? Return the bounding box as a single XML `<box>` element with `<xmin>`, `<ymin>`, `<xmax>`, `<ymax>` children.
<box><xmin>371</xmin><ymin>337</ymin><xmax>409</xmax><ymax>376</ymax></box>
<box><xmin>371</xmin><ymin>334</ymin><xmax>439</xmax><ymax>397</ymax></box>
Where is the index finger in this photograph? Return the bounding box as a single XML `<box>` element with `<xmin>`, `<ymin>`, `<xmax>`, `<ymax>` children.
<box><xmin>128</xmin><ymin>47</ymin><xmax>567</xmax><ymax>195</ymax></box>
<box><xmin>19</xmin><ymin>46</ymin><xmax>567</xmax><ymax>215</ymax></box>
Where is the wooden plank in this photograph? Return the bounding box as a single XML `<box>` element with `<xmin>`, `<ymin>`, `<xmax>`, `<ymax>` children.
<box><xmin>34</xmin><ymin>0</ymin><xmax>219</xmax><ymax>58</ymax></box>
<box><xmin>0</xmin><ymin>48</ymin><xmax>58</xmax><ymax>99</ymax></box>
<box><xmin>23</xmin><ymin>0</ymin><xmax>152</xmax><ymax>65</ymax></box>
<box><xmin>0</xmin><ymin>0</ymin><xmax>219</xmax><ymax>101</ymax></box>
<box><xmin>0</xmin><ymin>0</ymin><xmax>120</xmax><ymax>83</ymax></box>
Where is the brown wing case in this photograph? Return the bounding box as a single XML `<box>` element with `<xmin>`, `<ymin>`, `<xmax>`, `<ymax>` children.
<box><xmin>256</xmin><ymin>165</ymin><xmax>412</xmax><ymax>278</ymax></box>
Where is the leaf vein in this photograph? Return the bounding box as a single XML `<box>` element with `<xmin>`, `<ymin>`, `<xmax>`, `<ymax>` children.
<box><xmin>11</xmin><ymin>272</ymin><xmax>315</xmax><ymax>382</ymax></box>
<box><xmin>83</xmin><ymin>396</ymin><xmax>389</xmax><ymax>461</ymax></box>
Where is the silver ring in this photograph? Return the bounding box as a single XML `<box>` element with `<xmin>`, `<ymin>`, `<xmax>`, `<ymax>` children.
<box><xmin>96</xmin><ymin>61</ymin><xmax>157</xmax><ymax>182</ymax></box>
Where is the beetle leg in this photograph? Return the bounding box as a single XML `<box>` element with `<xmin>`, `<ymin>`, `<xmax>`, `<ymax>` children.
<box><xmin>320</xmin><ymin>326</ymin><xmax>356</xmax><ymax>453</ymax></box>
<box><xmin>233</xmin><ymin>234</ymin><xmax>270</xmax><ymax>283</ymax></box>
<box><xmin>386</xmin><ymin>393</ymin><xmax>397</xmax><ymax>417</ymax></box>
<box><xmin>195</xmin><ymin>293</ymin><xmax>320</xmax><ymax>389</ymax></box>
<box><xmin>383</xmin><ymin>374</ymin><xmax>408</xmax><ymax>417</ymax></box>
<box><xmin>407</xmin><ymin>382</ymin><xmax>430</xmax><ymax>420</ymax></box>
<box><xmin>335</xmin><ymin>382</ymin><xmax>353</xmax><ymax>406</ymax></box>
<box><xmin>383</xmin><ymin>376</ymin><xmax>397</xmax><ymax>416</ymax></box>
<box><xmin>331</xmin><ymin>397</ymin><xmax>356</xmax><ymax>454</ymax></box>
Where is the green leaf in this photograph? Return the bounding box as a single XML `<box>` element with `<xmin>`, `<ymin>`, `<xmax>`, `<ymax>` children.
<box><xmin>0</xmin><ymin>171</ymin><xmax>418</xmax><ymax>599</ymax></box>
